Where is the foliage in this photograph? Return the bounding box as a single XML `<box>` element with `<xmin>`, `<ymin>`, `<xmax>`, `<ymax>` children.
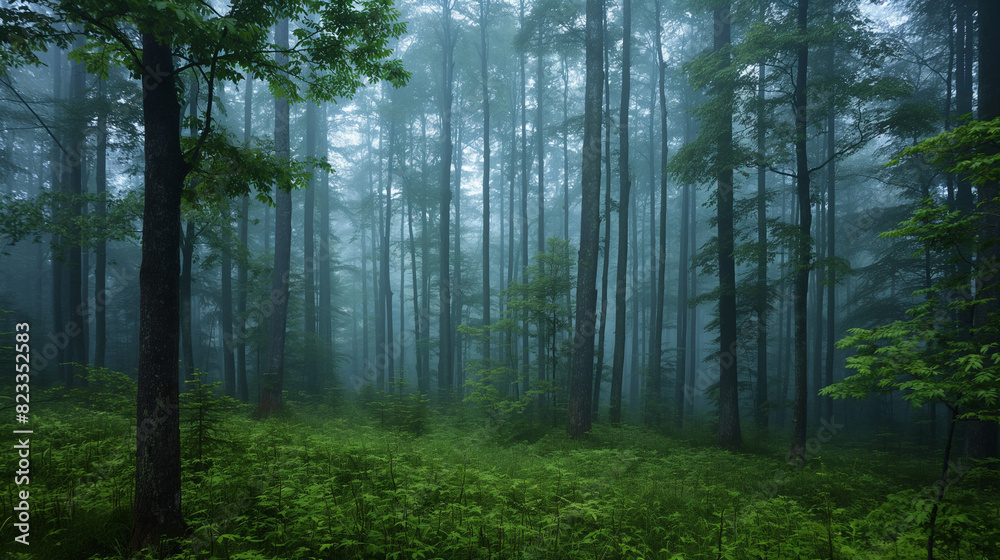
<box><xmin>3</xmin><ymin>393</ymin><xmax>999</xmax><ymax>560</ymax></box>
<box><xmin>824</xmin><ymin>120</ymin><xmax>1000</xmax><ymax>424</ymax></box>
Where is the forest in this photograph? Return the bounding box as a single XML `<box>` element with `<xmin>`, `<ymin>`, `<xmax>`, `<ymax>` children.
<box><xmin>0</xmin><ymin>0</ymin><xmax>999</xmax><ymax>558</ymax></box>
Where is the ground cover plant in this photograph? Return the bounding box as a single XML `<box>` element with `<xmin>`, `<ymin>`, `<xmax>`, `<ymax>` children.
<box><xmin>2</xmin><ymin>384</ymin><xmax>998</xmax><ymax>560</ymax></box>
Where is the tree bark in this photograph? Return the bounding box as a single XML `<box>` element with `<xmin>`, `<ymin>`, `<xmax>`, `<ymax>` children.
<box><xmin>237</xmin><ymin>75</ymin><xmax>252</xmax><ymax>403</ymax></box>
<box><xmin>715</xmin><ymin>2</ymin><xmax>742</xmax><ymax>449</ymax></box>
<box><xmin>567</xmin><ymin>0</ymin><xmax>604</xmax><ymax>439</ymax></box>
<box><xmin>648</xmin><ymin>0</ymin><xmax>668</xmax><ymax>427</ymax></box>
<box><xmin>791</xmin><ymin>0</ymin><xmax>812</xmax><ymax>457</ymax></box>
<box><xmin>130</xmin><ymin>30</ymin><xmax>188</xmax><ymax>551</ymax></box>
<box><xmin>438</xmin><ymin>0</ymin><xmax>455</xmax><ymax>397</ymax></box>
<box><xmin>480</xmin><ymin>0</ymin><xmax>492</xmax><ymax>363</ymax></box>
<box><xmin>304</xmin><ymin>101</ymin><xmax>318</xmax><ymax>394</ymax></box>
<box><xmin>256</xmin><ymin>18</ymin><xmax>292</xmax><ymax>418</ymax></box>
<box><xmin>610</xmin><ymin>0</ymin><xmax>632</xmax><ymax>426</ymax></box>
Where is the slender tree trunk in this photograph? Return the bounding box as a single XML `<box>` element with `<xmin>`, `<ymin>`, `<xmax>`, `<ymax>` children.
<box><xmin>824</xmin><ymin>104</ymin><xmax>836</xmax><ymax>422</ymax></box>
<box><xmin>304</xmin><ymin>102</ymin><xmax>318</xmax><ymax>393</ymax></box>
<box><xmin>480</xmin><ymin>0</ymin><xmax>492</xmax><ymax>363</ymax></box>
<box><xmin>791</xmin><ymin>0</ymin><xmax>812</xmax><ymax>457</ymax></box>
<box><xmin>95</xmin><ymin>75</ymin><xmax>108</xmax><ymax>369</ymax></box>
<box><xmin>237</xmin><ymin>75</ymin><xmax>252</xmax><ymax>403</ymax></box>
<box><xmin>384</xmin><ymin>114</ymin><xmax>396</xmax><ymax>390</ymax></box>
<box><xmin>318</xmin><ymin>103</ymin><xmax>332</xmax><ymax>383</ymax></box>
<box><xmin>130</xmin><ymin>30</ymin><xmax>188</xmax><ymax>551</ymax></box>
<box><xmin>257</xmin><ymin>18</ymin><xmax>291</xmax><ymax>417</ymax></box>
<box><xmin>755</xmin><ymin>2</ymin><xmax>769</xmax><ymax>429</ymax></box>
<box><xmin>180</xmin><ymin>80</ymin><xmax>198</xmax><ymax>381</ymax></box>
<box><xmin>594</xmin><ymin>2</ymin><xmax>612</xmax><ymax>417</ymax></box>
<box><xmin>648</xmin><ymin>0</ymin><xmax>668</xmax><ymax>426</ymax></box>
<box><xmin>64</xmin><ymin>44</ymin><xmax>86</xmax><ymax>383</ymax></box>
<box><xmin>519</xmin><ymin>0</ymin><xmax>531</xmax><ymax>400</ymax></box>
<box><xmin>439</xmin><ymin>0</ymin><xmax>455</xmax><ymax>397</ymax></box>
<box><xmin>676</xmin><ymin>99</ymin><xmax>692</xmax><ymax>426</ymax></box>
<box><xmin>568</xmin><ymin>0</ymin><xmax>604</xmax><ymax>439</ymax></box>
<box><xmin>610</xmin><ymin>0</ymin><xmax>632</xmax><ymax>425</ymax></box>
<box><xmin>180</xmin><ymin>219</ymin><xmax>196</xmax><ymax>380</ymax></box>
<box><xmin>50</xmin><ymin>48</ymin><xmax>65</xmax><ymax>385</ymax></box>
<box><xmin>536</xmin><ymin>38</ymin><xmax>547</xmax><ymax>397</ymax></box>
<box><xmin>715</xmin><ymin>2</ymin><xmax>742</xmax><ymax>449</ymax></box>
<box><xmin>221</xmin><ymin>201</ymin><xmax>236</xmax><ymax>397</ymax></box>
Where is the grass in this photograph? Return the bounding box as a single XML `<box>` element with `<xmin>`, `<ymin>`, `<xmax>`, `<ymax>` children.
<box><xmin>1</xmin><ymin>390</ymin><xmax>999</xmax><ymax>560</ymax></box>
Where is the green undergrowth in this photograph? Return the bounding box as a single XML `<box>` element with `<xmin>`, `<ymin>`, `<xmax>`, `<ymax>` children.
<box><xmin>2</xmin><ymin>393</ymin><xmax>999</xmax><ymax>560</ymax></box>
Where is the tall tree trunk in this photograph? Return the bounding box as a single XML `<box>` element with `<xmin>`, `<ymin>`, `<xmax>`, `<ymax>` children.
<box><xmin>180</xmin><ymin>80</ymin><xmax>198</xmax><ymax>381</ymax></box>
<box><xmin>318</xmin><ymin>103</ymin><xmax>332</xmax><ymax>385</ymax></box>
<box><xmin>257</xmin><ymin>18</ymin><xmax>291</xmax><ymax>417</ymax></box>
<box><xmin>968</xmin><ymin>0</ymin><xmax>1000</xmax><ymax>462</ymax></box>
<box><xmin>609</xmin><ymin>0</ymin><xmax>632</xmax><ymax>425</ymax></box>
<box><xmin>130</xmin><ymin>30</ymin><xmax>188</xmax><ymax>551</ymax></box>
<box><xmin>221</xmin><ymin>201</ymin><xmax>236</xmax><ymax>397</ymax></box>
<box><xmin>438</xmin><ymin>0</ymin><xmax>455</xmax><ymax>397</ymax></box>
<box><xmin>452</xmin><ymin>123</ymin><xmax>463</xmax><ymax>393</ymax></box>
<box><xmin>675</xmin><ymin>95</ymin><xmax>692</xmax><ymax>426</ymax></box>
<box><xmin>715</xmin><ymin>2</ymin><xmax>742</xmax><ymax>448</ymax></box>
<box><xmin>480</xmin><ymin>0</ymin><xmax>492</xmax><ymax>363</ymax></box>
<box><xmin>420</xmin><ymin>115</ymin><xmax>432</xmax><ymax>394</ymax></box>
<box><xmin>304</xmin><ymin>102</ymin><xmax>318</xmax><ymax>394</ymax></box>
<box><xmin>384</xmin><ymin>114</ymin><xmax>396</xmax><ymax>390</ymax></box>
<box><xmin>95</xmin><ymin>75</ymin><xmax>108</xmax><ymax>369</ymax></box>
<box><xmin>536</xmin><ymin>38</ymin><xmax>547</xmax><ymax>397</ymax></box>
<box><xmin>648</xmin><ymin>0</ymin><xmax>668</xmax><ymax>426</ymax></box>
<box><xmin>755</xmin><ymin>1</ymin><xmax>769</xmax><ymax>429</ymax></box>
<box><xmin>791</xmin><ymin>0</ymin><xmax>812</xmax><ymax>458</ymax></box>
<box><xmin>64</xmin><ymin>43</ymin><xmax>86</xmax><ymax>384</ymax></box>
<box><xmin>567</xmin><ymin>0</ymin><xmax>604</xmax><ymax>439</ymax></box>
<box><xmin>237</xmin><ymin>75</ymin><xmax>252</xmax><ymax>403</ymax></box>
<box><xmin>519</xmin><ymin>0</ymin><xmax>531</xmax><ymax>400</ymax></box>
<box><xmin>823</xmin><ymin>102</ymin><xmax>836</xmax><ymax>422</ymax></box>
<box><xmin>50</xmin><ymin>48</ymin><xmax>65</xmax><ymax>385</ymax></box>
<box><xmin>594</xmin><ymin>2</ymin><xmax>612</xmax><ymax>417</ymax></box>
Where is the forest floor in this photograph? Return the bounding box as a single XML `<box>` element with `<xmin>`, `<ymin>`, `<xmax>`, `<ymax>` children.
<box><xmin>2</xmin><ymin>383</ymin><xmax>999</xmax><ymax>560</ymax></box>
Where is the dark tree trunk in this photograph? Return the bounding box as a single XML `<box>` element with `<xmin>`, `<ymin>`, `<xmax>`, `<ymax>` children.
<box><xmin>480</xmin><ymin>0</ymin><xmax>492</xmax><ymax>363</ymax></box>
<box><xmin>237</xmin><ymin>75</ymin><xmax>252</xmax><ymax>403</ymax></box>
<box><xmin>648</xmin><ymin>0</ymin><xmax>668</xmax><ymax>427</ymax></box>
<box><xmin>536</xmin><ymin>37</ymin><xmax>547</xmax><ymax>396</ymax></box>
<box><xmin>715</xmin><ymin>2</ymin><xmax>742</xmax><ymax>449</ymax></box>
<box><xmin>791</xmin><ymin>0</ymin><xmax>812</xmax><ymax>458</ymax></box>
<box><xmin>180</xmin><ymin>219</ymin><xmax>196</xmax><ymax>380</ymax></box>
<box><xmin>95</xmin><ymin>76</ymin><xmax>108</xmax><ymax>369</ymax></box>
<box><xmin>438</xmin><ymin>0</ymin><xmax>455</xmax><ymax>397</ymax></box>
<box><xmin>519</xmin><ymin>0</ymin><xmax>531</xmax><ymax>400</ymax></box>
<box><xmin>221</xmin><ymin>201</ymin><xmax>236</xmax><ymax>398</ymax></box>
<box><xmin>257</xmin><ymin>19</ymin><xmax>291</xmax><ymax>418</ymax></box>
<box><xmin>755</xmin><ymin>3</ymin><xmax>769</xmax><ymax>429</ymax></box>
<box><xmin>594</xmin><ymin>3</ymin><xmax>612</xmax><ymax>418</ymax></box>
<box><xmin>567</xmin><ymin>0</ymin><xmax>604</xmax><ymax>439</ymax></box>
<box><xmin>130</xmin><ymin>30</ymin><xmax>188</xmax><ymax>551</ymax></box>
<box><xmin>968</xmin><ymin>0</ymin><xmax>1000</xmax><ymax>462</ymax></box>
<box><xmin>64</xmin><ymin>45</ymin><xmax>86</xmax><ymax>384</ymax></box>
<box><xmin>609</xmin><ymin>0</ymin><xmax>632</xmax><ymax>425</ymax></box>
<box><xmin>318</xmin><ymin>103</ymin><xmax>332</xmax><ymax>384</ymax></box>
<box><xmin>675</xmin><ymin>99</ymin><xmax>693</xmax><ymax>427</ymax></box>
<box><xmin>304</xmin><ymin>102</ymin><xmax>318</xmax><ymax>394</ymax></box>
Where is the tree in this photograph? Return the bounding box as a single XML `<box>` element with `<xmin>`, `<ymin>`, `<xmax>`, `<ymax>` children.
<box><xmin>438</xmin><ymin>0</ymin><xmax>456</xmax><ymax>398</ymax></box>
<box><xmin>567</xmin><ymin>0</ymin><xmax>604</xmax><ymax>439</ymax></box>
<box><xmin>609</xmin><ymin>0</ymin><xmax>632</xmax><ymax>425</ymax></box>
<box><xmin>13</xmin><ymin>0</ymin><xmax>407</xmax><ymax>548</ymax></box>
